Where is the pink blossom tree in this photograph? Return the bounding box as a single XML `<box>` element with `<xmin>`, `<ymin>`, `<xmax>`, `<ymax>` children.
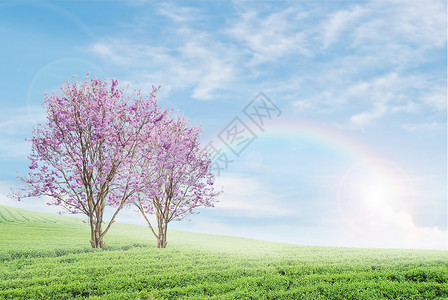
<box><xmin>16</xmin><ymin>76</ymin><xmax>165</xmax><ymax>248</ymax></box>
<box><xmin>133</xmin><ymin>114</ymin><xmax>222</xmax><ymax>248</ymax></box>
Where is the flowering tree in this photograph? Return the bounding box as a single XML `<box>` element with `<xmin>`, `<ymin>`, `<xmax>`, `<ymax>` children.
<box><xmin>133</xmin><ymin>114</ymin><xmax>222</xmax><ymax>248</ymax></box>
<box><xmin>16</xmin><ymin>76</ymin><xmax>164</xmax><ymax>248</ymax></box>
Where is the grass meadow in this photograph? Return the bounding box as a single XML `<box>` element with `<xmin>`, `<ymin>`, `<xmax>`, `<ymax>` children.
<box><xmin>0</xmin><ymin>205</ymin><xmax>447</xmax><ymax>299</ymax></box>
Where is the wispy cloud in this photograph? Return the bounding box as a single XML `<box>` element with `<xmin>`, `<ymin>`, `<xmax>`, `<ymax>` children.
<box><xmin>0</xmin><ymin>106</ymin><xmax>45</xmax><ymax>159</ymax></box>
<box><xmin>0</xmin><ymin>106</ymin><xmax>45</xmax><ymax>135</ymax></box>
<box><xmin>345</xmin><ymin>73</ymin><xmax>413</xmax><ymax>126</ymax></box>
<box><xmin>0</xmin><ymin>137</ymin><xmax>31</xmax><ymax>160</ymax></box>
<box><xmin>420</xmin><ymin>86</ymin><xmax>447</xmax><ymax>111</ymax></box>
<box><xmin>88</xmin><ymin>0</ymin><xmax>446</xmax><ymax>119</ymax></box>
<box><xmin>321</xmin><ymin>5</ymin><xmax>366</xmax><ymax>49</ymax></box>
<box><xmin>214</xmin><ymin>174</ymin><xmax>293</xmax><ymax>218</ymax></box>
<box><xmin>339</xmin><ymin>207</ymin><xmax>447</xmax><ymax>250</ymax></box>
<box><xmin>353</xmin><ymin>0</ymin><xmax>446</xmax><ymax>49</ymax></box>
<box><xmin>286</xmin><ymin>0</ymin><xmax>446</xmax><ymax>127</ymax></box>
<box><xmin>401</xmin><ymin>122</ymin><xmax>443</xmax><ymax>132</ymax></box>
<box><xmin>156</xmin><ymin>2</ymin><xmax>203</xmax><ymax>22</ymax></box>
<box><xmin>89</xmin><ymin>29</ymin><xmax>238</xmax><ymax>100</ymax></box>
<box><xmin>350</xmin><ymin>103</ymin><xmax>387</xmax><ymax>126</ymax></box>
<box><xmin>227</xmin><ymin>7</ymin><xmax>310</xmax><ymax>66</ymax></box>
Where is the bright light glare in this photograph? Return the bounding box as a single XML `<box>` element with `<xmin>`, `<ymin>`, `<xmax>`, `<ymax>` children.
<box><xmin>337</xmin><ymin>159</ymin><xmax>414</xmax><ymax>236</ymax></box>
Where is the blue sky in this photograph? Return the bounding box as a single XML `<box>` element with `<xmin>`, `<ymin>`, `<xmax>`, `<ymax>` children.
<box><xmin>0</xmin><ymin>0</ymin><xmax>446</xmax><ymax>250</ymax></box>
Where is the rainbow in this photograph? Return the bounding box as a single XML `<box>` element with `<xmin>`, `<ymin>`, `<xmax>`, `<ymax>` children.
<box><xmin>261</xmin><ymin>118</ymin><xmax>377</xmax><ymax>163</ymax></box>
<box><xmin>259</xmin><ymin>117</ymin><xmax>416</xmax><ymax>236</ymax></box>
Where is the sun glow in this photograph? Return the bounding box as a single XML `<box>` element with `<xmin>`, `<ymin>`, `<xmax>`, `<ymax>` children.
<box><xmin>337</xmin><ymin>159</ymin><xmax>415</xmax><ymax>236</ymax></box>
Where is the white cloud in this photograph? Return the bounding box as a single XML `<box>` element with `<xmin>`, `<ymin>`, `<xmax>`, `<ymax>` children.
<box><xmin>88</xmin><ymin>1</ymin><xmax>445</xmax><ymax>113</ymax></box>
<box><xmin>214</xmin><ymin>174</ymin><xmax>293</xmax><ymax>218</ymax></box>
<box><xmin>89</xmin><ymin>30</ymin><xmax>238</xmax><ymax>100</ymax></box>
<box><xmin>0</xmin><ymin>180</ymin><xmax>63</xmax><ymax>215</ymax></box>
<box><xmin>0</xmin><ymin>106</ymin><xmax>45</xmax><ymax>159</ymax></box>
<box><xmin>421</xmin><ymin>86</ymin><xmax>447</xmax><ymax>111</ymax></box>
<box><xmin>334</xmin><ymin>159</ymin><xmax>447</xmax><ymax>250</ymax></box>
<box><xmin>321</xmin><ymin>5</ymin><xmax>366</xmax><ymax>49</ymax></box>
<box><xmin>292</xmin><ymin>100</ymin><xmax>312</xmax><ymax>111</ymax></box>
<box><xmin>350</xmin><ymin>103</ymin><xmax>387</xmax><ymax>126</ymax></box>
<box><xmin>361</xmin><ymin>0</ymin><xmax>445</xmax><ymax>48</ymax></box>
<box><xmin>182</xmin><ymin>39</ymin><xmax>236</xmax><ymax>100</ymax></box>
<box><xmin>336</xmin><ymin>72</ymin><xmax>446</xmax><ymax>128</ymax></box>
<box><xmin>0</xmin><ymin>106</ymin><xmax>45</xmax><ymax>135</ymax></box>
<box><xmin>0</xmin><ymin>138</ymin><xmax>31</xmax><ymax>159</ymax></box>
<box><xmin>339</xmin><ymin>207</ymin><xmax>447</xmax><ymax>250</ymax></box>
<box><xmin>346</xmin><ymin>73</ymin><xmax>414</xmax><ymax>126</ymax></box>
<box><xmin>282</xmin><ymin>0</ymin><xmax>446</xmax><ymax>127</ymax></box>
<box><xmin>390</xmin><ymin>101</ymin><xmax>419</xmax><ymax>114</ymax></box>
<box><xmin>90</xmin><ymin>42</ymin><xmax>131</xmax><ymax>65</ymax></box>
<box><xmin>227</xmin><ymin>8</ymin><xmax>310</xmax><ymax>65</ymax></box>
<box><xmin>348</xmin><ymin>0</ymin><xmax>446</xmax><ymax>52</ymax></box>
<box><xmin>401</xmin><ymin>122</ymin><xmax>442</xmax><ymax>132</ymax></box>
<box><xmin>156</xmin><ymin>3</ymin><xmax>202</xmax><ymax>22</ymax></box>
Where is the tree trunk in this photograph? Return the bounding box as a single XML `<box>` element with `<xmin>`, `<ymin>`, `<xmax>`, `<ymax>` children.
<box><xmin>136</xmin><ymin>203</ymin><xmax>169</xmax><ymax>248</ymax></box>
<box><xmin>89</xmin><ymin>218</ymin><xmax>106</xmax><ymax>248</ymax></box>
<box><xmin>157</xmin><ymin>226</ymin><xmax>167</xmax><ymax>248</ymax></box>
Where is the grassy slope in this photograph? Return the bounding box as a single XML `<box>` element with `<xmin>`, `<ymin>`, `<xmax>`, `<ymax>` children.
<box><xmin>0</xmin><ymin>205</ymin><xmax>447</xmax><ymax>299</ymax></box>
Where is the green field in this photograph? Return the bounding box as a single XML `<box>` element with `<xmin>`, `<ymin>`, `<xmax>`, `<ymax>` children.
<box><xmin>0</xmin><ymin>205</ymin><xmax>447</xmax><ymax>299</ymax></box>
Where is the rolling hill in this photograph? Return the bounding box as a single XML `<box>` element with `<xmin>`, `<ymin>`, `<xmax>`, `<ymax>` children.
<box><xmin>0</xmin><ymin>205</ymin><xmax>447</xmax><ymax>299</ymax></box>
